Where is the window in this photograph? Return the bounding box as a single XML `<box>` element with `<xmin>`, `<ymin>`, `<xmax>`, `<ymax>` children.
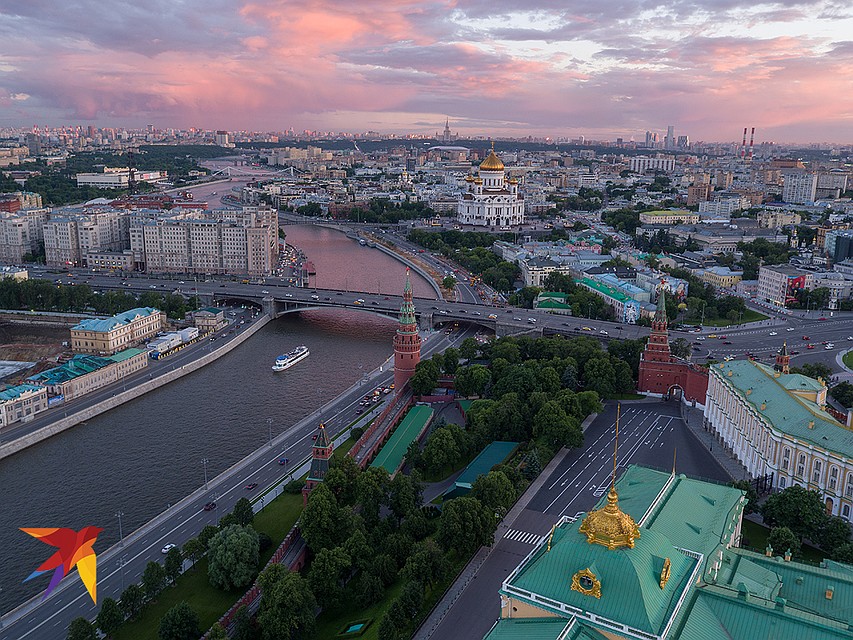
<box><xmin>782</xmin><ymin>448</ymin><xmax>790</xmax><ymax>470</ymax></box>
<box><xmin>779</xmin><ymin>476</ymin><xmax>787</xmax><ymax>489</ymax></box>
<box><xmin>844</xmin><ymin>505</ymin><xmax>850</xmax><ymax>519</ymax></box>
<box><xmin>830</xmin><ymin>467</ymin><xmax>838</xmax><ymax>491</ymax></box>
<box><xmin>797</xmin><ymin>454</ymin><xmax>806</xmax><ymax>478</ymax></box>
<box><xmin>813</xmin><ymin>460</ymin><xmax>823</xmax><ymax>484</ymax></box>
<box><xmin>846</xmin><ymin>474</ymin><xmax>853</xmax><ymax>499</ymax></box>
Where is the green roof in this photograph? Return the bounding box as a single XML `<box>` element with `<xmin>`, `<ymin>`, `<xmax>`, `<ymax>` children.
<box><xmin>643</xmin><ymin>210</ymin><xmax>693</xmax><ymax>217</ymax></box>
<box><xmin>483</xmin><ymin>619</ymin><xmax>573</xmax><ymax>640</ymax></box>
<box><xmin>457</xmin><ymin>399</ymin><xmax>474</xmax><ymax>413</ymax></box>
<box><xmin>576</xmin><ymin>277</ymin><xmax>631</xmax><ymax>303</ymax></box>
<box><xmin>108</xmin><ymin>348</ymin><xmax>146</xmax><ymax>363</ymax></box>
<box><xmin>505</xmin><ymin>517</ymin><xmax>699</xmax><ymax>636</ymax></box>
<box><xmin>370</xmin><ymin>405</ymin><xmax>433</xmax><ymax>474</ymax></box>
<box><xmin>445</xmin><ymin>441</ymin><xmax>519</xmax><ymax>498</ymax></box>
<box><xmin>711</xmin><ymin>360</ymin><xmax>853</xmax><ymax>456</ymax></box>
<box><xmin>0</xmin><ymin>383</ymin><xmax>44</xmax><ymax>402</ymax></box>
<box><xmin>27</xmin><ymin>354</ymin><xmax>115</xmax><ymax>385</ymax></box>
<box><xmin>72</xmin><ymin>307</ymin><xmax>159</xmax><ymax>333</ymax></box>
<box><xmin>536</xmin><ymin>299</ymin><xmax>572</xmax><ymax>310</ymax></box>
<box><xmin>538</xmin><ymin>292</ymin><xmax>569</xmax><ymax>300</ymax></box>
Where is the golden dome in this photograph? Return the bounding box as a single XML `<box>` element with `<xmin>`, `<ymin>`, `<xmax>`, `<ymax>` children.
<box><xmin>479</xmin><ymin>143</ymin><xmax>505</xmax><ymax>172</ymax></box>
<box><xmin>465</xmin><ymin>174</ymin><xmax>474</xmax><ymax>182</ymax></box>
<box><xmin>473</xmin><ymin>177</ymin><xmax>483</xmax><ymax>184</ymax></box>
<box><xmin>578</xmin><ymin>485</ymin><xmax>640</xmax><ymax>550</ymax></box>
<box><xmin>508</xmin><ymin>177</ymin><xmax>518</xmax><ymax>184</ymax></box>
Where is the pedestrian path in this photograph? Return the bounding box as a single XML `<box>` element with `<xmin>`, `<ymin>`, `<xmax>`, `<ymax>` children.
<box><xmin>680</xmin><ymin>403</ymin><xmax>749</xmax><ymax>481</ymax></box>
<box><xmin>503</xmin><ymin>529</ymin><xmax>545</xmax><ymax>545</ymax></box>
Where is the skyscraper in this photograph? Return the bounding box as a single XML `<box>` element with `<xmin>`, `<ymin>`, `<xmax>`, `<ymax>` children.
<box><xmin>664</xmin><ymin>125</ymin><xmax>675</xmax><ymax>149</ymax></box>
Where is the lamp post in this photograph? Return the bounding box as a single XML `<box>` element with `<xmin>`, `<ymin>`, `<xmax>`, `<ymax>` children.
<box><xmin>700</xmin><ymin>301</ymin><xmax>706</xmax><ymax>328</ymax></box>
<box><xmin>267</xmin><ymin>418</ymin><xmax>273</xmax><ymax>447</ymax></box>
<box><xmin>201</xmin><ymin>458</ymin><xmax>209</xmax><ymax>488</ymax></box>
<box><xmin>116</xmin><ymin>511</ymin><xmax>125</xmax><ymax>547</ymax></box>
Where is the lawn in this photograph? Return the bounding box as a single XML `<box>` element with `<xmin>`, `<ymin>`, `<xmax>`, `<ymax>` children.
<box><xmin>113</xmin><ymin>491</ymin><xmax>305</xmax><ymax>639</ymax></box>
<box><xmin>700</xmin><ymin>309</ymin><xmax>769</xmax><ymax>327</ymax></box>
<box><xmin>843</xmin><ymin>350</ymin><xmax>853</xmax><ymax>371</ymax></box>
<box><xmin>740</xmin><ymin>520</ymin><xmax>825</xmax><ymax>564</ymax></box>
<box><xmin>420</xmin><ymin>451</ymin><xmax>475</xmax><ymax>483</ymax></box>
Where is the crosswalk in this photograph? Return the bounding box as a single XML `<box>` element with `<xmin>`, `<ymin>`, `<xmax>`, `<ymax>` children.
<box><xmin>503</xmin><ymin>529</ymin><xmax>546</xmax><ymax>545</ymax></box>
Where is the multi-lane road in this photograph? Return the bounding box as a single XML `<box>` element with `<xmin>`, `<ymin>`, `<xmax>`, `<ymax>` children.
<box><xmin>0</xmin><ymin>320</ymin><xmax>475</xmax><ymax>639</ymax></box>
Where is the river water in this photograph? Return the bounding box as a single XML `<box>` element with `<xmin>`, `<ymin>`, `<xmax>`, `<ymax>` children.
<box><xmin>0</xmin><ymin>224</ymin><xmax>436</xmax><ymax>613</ymax></box>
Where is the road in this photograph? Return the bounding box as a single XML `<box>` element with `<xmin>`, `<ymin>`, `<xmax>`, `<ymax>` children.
<box><xmin>0</xmin><ymin>324</ymin><xmax>475</xmax><ymax>639</ymax></box>
<box><xmin>427</xmin><ymin>401</ymin><xmax>731</xmax><ymax>640</ymax></box>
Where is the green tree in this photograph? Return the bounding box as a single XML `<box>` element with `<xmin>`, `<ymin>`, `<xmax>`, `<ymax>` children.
<box><xmin>442</xmin><ymin>275</ymin><xmax>457</xmax><ymax>289</ymax></box>
<box><xmin>343</xmin><ymin>528</ymin><xmax>373</xmax><ymax>572</ymax></box>
<box><xmin>421</xmin><ymin>427</ymin><xmax>461</xmax><ymax>475</ymax></box>
<box><xmin>533</xmin><ymin>401</ymin><xmax>583</xmax><ymax>450</ymax></box>
<box><xmin>158</xmin><ymin>601</ymin><xmax>200</xmax><ymax>640</ymax></box>
<box><xmin>819</xmin><ymin>516</ymin><xmax>851</xmax><ymax>551</ymax></box>
<box><xmin>388</xmin><ymin>472</ymin><xmax>422</xmax><ymax>522</ymax></box>
<box><xmin>257</xmin><ymin>565</ymin><xmax>317</xmax><ymax>640</ymax></box>
<box><xmin>207</xmin><ymin>623</ymin><xmax>229</xmax><ymax>640</ymax></box>
<box><xmin>232</xmin><ymin>605</ymin><xmax>254</xmax><ymax>640</ymax></box>
<box><xmin>830</xmin><ymin>382</ymin><xmax>853</xmax><ymax>408</ymax></box>
<box><xmin>207</xmin><ymin>524</ymin><xmax>260</xmax><ymax>591</ymax></box>
<box><xmin>232</xmin><ymin>497</ymin><xmax>255</xmax><ymax>527</ymax></box>
<box><xmin>67</xmin><ymin>617</ymin><xmax>97</xmax><ymax>640</ymax></box>
<box><xmin>438</xmin><ymin>496</ymin><xmax>496</xmax><ymax>555</ymax></box>
<box><xmin>523</xmin><ymin>447</ymin><xmax>542</xmax><ymax>480</ymax></box>
<box><xmin>199</xmin><ymin>525</ymin><xmax>219</xmax><ymax>549</ymax></box>
<box><xmin>791</xmin><ymin>362</ymin><xmax>833</xmax><ymax>381</ymax></box>
<box><xmin>353</xmin><ymin>571</ymin><xmax>385</xmax><ymax>608</ymax></box>
<box><xmin>443</xmin><ymin>347</ymin><xmax>460</xmax><ymax>374</ymax></box>
<box><xmin>300</xmin><ymin>483</ymin><xmax>349</xmax><ymax>553</ymax></box>
<box><xmin>730</xmin><ymin>480</ymin><xmax>759</xmax><ymax>515</ymax></box>
<box><xmin>401</xmin><ymin>539</ymin><xmax>448</xmax><ymax>587</ymax></box>
<box><xmin>96</xmin><ymin>597</ymin><xmax>123</xmax><ymax>637</ymax></box>
<box><xmin>119</xmin><ymin>583</ymin><xmax>144</xmax><ymax>619</ymax></box>
<box><xmin>410</xmin><ymin>360</ymin><xmax>440</xmax><ymax>395</ymax></box>
<box><xmin>669</xmin><ymin>337</ymin><xmax>693</xmax><ymax>360</ymax></box>
<box><xmin>164</xmin><ymin>547</ymin><xmax>183</xmax><ymax>586</ymax></box>
<box><xmin>357</xmin><ymin>466</ymin><xmax>390</xmax><ymax>528</ymax></box>
<box><xmin>583</xmin><ymin>358</ymin><xmax>617</xmax><ymax>397</ymax></box>
<box><xmin>142</xmin><ymin>561</ymin><xmax>167</xmax><ymax>601</ymax></box>
<box><xmin>832</xmin><ymin>542</ymin><xmax>853</xmax><ymax>564</ymax></box>
<box><xmin>308</xmin><ymin>546</ymin><xmax>352</xmax><ymax>609</ymax></box>
<box><xmin>471</xmin><ymin>470</ymin><xmax>518</xmax><ymax>515</ymax></box>
<box><xmin>762</xmin><ymin>485</ymin><xmax>827</xmax><ymax>541</ymax></box>
<box><xmin>397</xmin><ymin>579</ymin><xmax>425</xmax><ymax>618</ymax></box>
<box><xmin>459</xmin><ymin>337</ymin><xmax>479</xmax><ymax>362</ymax></box>
<box><xmin>768</xmin><ymin>527</ymin><xmax>801</xmax><ymax>557</ymax></box>
<box><xmin>182</xmin><ymin>538</ymin><xmax>203</xmax><ymax>570</ymax></box>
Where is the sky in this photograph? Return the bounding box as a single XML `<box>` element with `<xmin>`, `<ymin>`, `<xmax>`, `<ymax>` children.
<box><xmin>1</xmin><ymin>0</ymin><xmax>852</xmax><ymax>143</ymax></box>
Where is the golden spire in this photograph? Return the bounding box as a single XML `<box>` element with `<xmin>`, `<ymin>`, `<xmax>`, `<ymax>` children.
<box><xmin>579</xmin><ymin>404</ymin><xmax>640</xmax><ymax>550</ymax></box>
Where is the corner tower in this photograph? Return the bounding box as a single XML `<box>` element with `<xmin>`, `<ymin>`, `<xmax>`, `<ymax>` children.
<box><xmin>393</xmin><ymin>269</ymin><xmax>421</xmax><ymax>393</ymax></box>
<box><xmin>774</xmin><ymin>342</ymin><xmax>790</xmax><ymax>374</ymax></box>
<box><xmin>303</xmin><ymin>422</ymin><xmax>333</xmax><ymax>505</ymax></box>
<box><xmin>644</xmin><ymin>290</ymin><xmax>672</xmax><ymax>363</ymax></box>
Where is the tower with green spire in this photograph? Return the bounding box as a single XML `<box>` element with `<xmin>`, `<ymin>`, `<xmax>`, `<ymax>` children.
<box><xmin>393</xmin><ymin>268</ymin><xmax>421</xmax><ymax>392</ymax></box>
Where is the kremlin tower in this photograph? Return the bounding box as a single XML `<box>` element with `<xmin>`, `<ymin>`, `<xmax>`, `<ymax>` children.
<box><xmin>393</xmin><ymin>269</ymin><xmax>421</xmax><ymax>392</ymax></box>
<box><xmin>302</xmin><ymin>422</ymin><xmax>333</xmax><ymax>505</ymax></box>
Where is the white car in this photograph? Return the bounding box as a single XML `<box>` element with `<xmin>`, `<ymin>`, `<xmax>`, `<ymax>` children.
<box><xmin>261</xmin><ymin>290</ymin><xmax>270</xmax><ymax>294</ymax></box>
<box><xmin>769</xmin><ymin>331</ymin><xmax>778</xmax><ymax>336</ymax></box>
<box><xmin>696</xmin><ymin>336</ymin><xmax>705</xmax><ymax>341</ymax></box>
<box><xmin>786</xmin><ymin>327</ymin><xmax>795</xmax><ymax>332</ymax></box>
<box><xmin>599</xmin><ymin>329</ymin><xmax>608</xmax><ymax>335</ymax></box>
<box><xmin>825</xmin><ymin>345</ymin><xmax>834</xmax><ymax>350</ymax></box>
<box><xmin>724</xmin><ymin>356</ymin><xmax>735</xmax><ymax>361</ymax></box>
<box><xmin>161</xmin><ymin>543</ymin><xmax>176</xmax><ymax>554</ymax></box>
<box><xmin>285</xmin><ymin>293</ymin><xmax>293</xmax><ymax>298</ymax></box>
<box><xmin>848</xmin><ymin>336</ymin><xmax>853</xmax><ymax>341</ymax></box>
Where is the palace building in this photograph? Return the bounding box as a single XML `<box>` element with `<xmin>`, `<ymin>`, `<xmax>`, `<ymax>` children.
<box><xmin>637</xmin><ymin>292</ymin><xmax>709</xmax><ymax>405</ymax></box>
<box><xmin>486</xmin><ymin>463</ymin><xmax>853</xmax><ymax>639</ymax></box>
<box><xmin>703</xmin><ymin>345</ymin><xmax>853</xmax><ymax>522</ymax></box>
<box><xmin>457</xmin><ymin>143</ymin><xmax>525</xmax><ymax>228</ymax></box>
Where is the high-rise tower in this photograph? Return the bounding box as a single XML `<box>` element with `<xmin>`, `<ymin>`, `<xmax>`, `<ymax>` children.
<box><xmin>393</xmin><ymin>269</ymin><xmax>422</xmax><ymax>392</ymax></box>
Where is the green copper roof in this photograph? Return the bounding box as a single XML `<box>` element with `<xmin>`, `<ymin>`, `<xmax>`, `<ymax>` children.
<box><xmin>482</xmin><ymin>619</ymin><xmax>573</xmax><ymax>640</ymax></box>
<box><xmin>108</xmin><ymin>348</ymin><xmax>146</xmax><ymax>363</ymax></box>
<box><xmin>537</xmin><ymin>299</ymin><xmax>572</xmax><ymax>310</ymax></box>
<box><xmin>711</xmin><ymin>360</ymin><xmax>853</xmax><ymax>456</ymax></box>
<box><xmin>576</xmin><ymin>277</ymin><xmax>631</xmax><ymax>303</ymax></box>
<box><xmin>370</xmin><ymin>405</ymin><xmax>433</xmax><ymax>474</ymax></box>
<box><xmin>505</xmin><ymin>517</ymin><xmax>698</xmax><ymax>636</ymax></box>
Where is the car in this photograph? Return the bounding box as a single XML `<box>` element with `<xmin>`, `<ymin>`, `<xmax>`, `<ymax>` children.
<box><xmin>819</xmin><ymin>317</ymin><xmax>827</xmax><ymax>321</ymax></box>
<box><xmin>581</xmin><ymin>326</ymin><xmax>592</xmax><ymax>331</ymax></box>
<box><xmin>161</xmin><ymin>543</ymin><xmax>176</xmax><ymax>554</ymax></box>
<box><xmin>325</xmin><ymin>297</ymin><xmax>332</xmax><ymax>301</ymax></box>
<box><xmin>356</xmin><ymin>409</ymin><xmax>364</xmax><ymax>414</ymax></box>
<box><xmin>219</xmin><ymin>283</ymin><xmax>226</xmax><ymax>287</ymax></box>
<box><xmin>261</xmin><ymin>290</ymin><xmax>270</xmax><ymax>294</ymax></box>
<box><xmin>285</xmin><ymin>293</ymin><xmax>293</xmax><ymax>297</ymax></box>
<box><xmin>696</xmin><ymin>336</ymin><xmax>705</xmax><ymax>341</ymax></box>
<box><xmin>279</xmin><ymin>458</ymin><xmax>288</xmax><ymax>465</ymax></box>
<box><xmin>203</xmin><ymin>502</ymin><xmax>216</xmax><ymax>511</ymax></box>
<box><xmin>459</xmin><ymin>309</ymin><xmax>466</xmax><ymax>313</ymax></box>
<box><xmin>599</xmin><ymin>329</ymin><xmax>608</xmax><ymax>335</ymax></box>
<box><xmin>179</xmin><ymin>281</ymin><xmax>185</xmax><ymax>284</ymax></box>
<box><xmin>718</xmin><ymin>335</ymin><xmax>727</xmax><ymax>339</ymax></box>
<box><xmin>826</xmin><ymin>345</ymin><xmax>834</xmax><ymax>350</ymax></box>
<box><xmin>724</xmin><ymin>356</ymin><xmax>734</xmax><ymax>362</ymax></box>
<box><xmin>311</xmin><ymin>294</ymin><xmax>319</xmax><ymax>300</ymax></box>
<box><xmin>513</xmin><ymin>317</ymin><xmax>522</xmax><ymax>321</ymax></box>
<box><xmin>693</xmin><ymin>345</ymin><xmax>701</xmax><ymax>351</ymax></box>
<box><xmin>487</xmin><ymin>314</ymin><xmax>497</xmax><ymax>319</ymax></box>
<box><xmin>723</xmin><ymin>341</ymin><xmax>732</xmax><ymax>344</ymax></box>
<box><xmin>848</xmin><ymin>336</ymin><xmax>853</xmax><ymax>341</ymax></box>
<box><xmin>473</xmin><ymin>311</ymin><xmax>481</xmax><ymax>315</ymax></box>
<box><xmin>528</xmin><ymin>318</ymin><xmax>537</xmax><ymax>323</ymax></box>
<box><xmin>802</xmin><ymin>336</ymin><xmax>810</xmax><ymax>340</ymax></box>
<box><xmin>149</xmin><ymin>284</ymin><xmax>157</xmax><ymax>289</ymax></box>
<box><xmin>336</xmin><ymin>292</ymin><xmax>343</xmax><ymax>296</ymax></box>
<box><xmin>384</xmin><ymin>296</ymin><xmax>390</xmax><ymax>300</ymax></box>
<box><xmin>769</xmin><ymin>331</ymin><xmax>778</xmax><ymax>336</ymax></box>
<box><xmin>371</xmin><ymin>301</ymin><xmax>378</xmax><ymax>305</ymax></box>
<box><xmin>807</xmin><ymin>344</ymin><xmax>815</xmax><ymax>349</ymax></box>
<box><xmin>245</xmin><ymin>482</ymin><xmax>258</xmax><ymax>490</ymax></box>
<box><xmin>789</xmin><ymin>350</ymin><xmax>800</xmax><ymax>355</ymax></box>
<box><xmin>708</xmin><ymin>334</ymin><xmax>718</xmax><ymax>339</ymax></box>
<box><xmin>786</xmin><ymin>327</ymin><xmax>795</xmax><ymax>332</ymax></box>
<box><xmin>439</xmin><ymin>310</ymin><xmax>448</xmax><ymax>314</ymax></box>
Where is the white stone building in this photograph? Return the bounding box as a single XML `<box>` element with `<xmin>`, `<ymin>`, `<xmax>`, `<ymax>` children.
<box><xmin>457</xmin><ymin>146</ymin><xmax>525</xmax><ymax>227</ymax></box>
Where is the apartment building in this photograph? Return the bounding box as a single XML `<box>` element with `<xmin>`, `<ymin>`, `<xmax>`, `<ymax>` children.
<box><xmin>638</xmin><ymin>210</ymin><xmax>699</xmax><ymax>225</ymax></box>
<box><xmin>0</xmin><ymin>208</ymin><xmax>48</xmax><ymax>264</ymax></box>
<box><xmin>757</xmin><ymin>264</ymin><xmax>812</xmax><ymax>306</ymax></box>
<box><xmin>757</xmin><ymin>210</ymin><xmax>802</xmax><ymax>228</ymax></box>
<box><xmin>628</xmin><ymin>156</ymin><xmax>676</xmax><ymax>173</ymax></box>
<box><xmin>71</xmin><ymin>307</ymin><xmax>164</xmax><ymax>355</ymax></box>
<box><xmin>0</xmin><ymin>384</ymin><xmax>49</xmax><ymax>427</ymax></box>
<box><xmin>704</xmin><ymin>354</ymin><xmax>853</xmax><ymax>521</ymax></box>
<box><xmin>782</xmin><ymin>171</ymin><xmax>818</xmax><ymax>205</ymax></box>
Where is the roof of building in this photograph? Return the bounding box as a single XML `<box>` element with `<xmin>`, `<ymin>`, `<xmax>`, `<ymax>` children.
<box><xmin>710</xmin><ymin>360</ymin><xmax>852</xmax><ymax>456</ymax></box>
<box><xmin>197</xmin><ymin>307</ymin><xmax>223</xmax><ymax>315</ymax></box>
<box><xmin>370</xmin><ymin>405</ymin><xmax>434</xmax><ymax>474</ymax></box>
<box><xmin>0</xmin><ymin>383</ymin><xmax>44</xmax><ymax>402</ymax></box>
<box><xmin>537</xmin><ymin>291</ymin><xmax>569</xmax><ymax>300</ymax></box>
<box><xmin>108</xmin><ymin>348</ymin><xmax>146</xmax><ymax>363</ymax></box>
<box><xmin>27</xmin><ymin>354</ymin><xmax>115</xmax><ymax>385</ymax></box>
<box><xmin>480</xmin><ymin>147</ymin><xmax>505</xmax><ymax>172</ymax></box>
<box><xmin>451</xmin><ymin>441</ymin><xmax>519</xmax><ymax>492</ymax></box>
<box><xmin>576</xmin><ymin>277</ymin><xmax>631</xmax><ymax>303</ymax></box>
<box><xmin>72</xmin><ymin>307</ymin><xmax>159</xmax><ymax>333</ymax></box>
<box><xmin>482</xmin><ymin>619</ymin><xmax>576</xmax><ymax>640</ymax></box>
<box><xmin>536</xmin><ymin>299</ymin><xmax>572</xmax><ymax>310</ymax></box>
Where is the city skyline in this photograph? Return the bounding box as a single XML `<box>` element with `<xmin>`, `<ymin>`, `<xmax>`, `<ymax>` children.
<box><xmin>1</xmin><ymin>2</ymin><xmax>853</xmax><ymax>143</ymax></box>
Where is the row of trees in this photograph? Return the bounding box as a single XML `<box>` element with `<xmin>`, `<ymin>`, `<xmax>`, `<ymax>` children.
<box><xmin>0</xmin><ymin>279</ymin><xmax>200</xmax><ymax>320</ymax></box>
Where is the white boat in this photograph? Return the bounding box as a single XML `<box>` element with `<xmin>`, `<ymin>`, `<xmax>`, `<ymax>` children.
<box><xmin>272</xmin><ymin>346</ymin><xmax>309</xmax><ymax>371</ymax></box>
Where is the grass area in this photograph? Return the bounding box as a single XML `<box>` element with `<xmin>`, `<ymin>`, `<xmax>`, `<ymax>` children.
<box><xmin>843</xmin><ymin>350</ymin><xmax>853</xmax><ymax>371</ymax></box>
<box><xmin>113</xmin><ymin>557</ymin><xmax>240</xmax><ymax>640</ymax></box>
<box><xmin>114</xmin><ymin>491</ymin><xmax>305</xmax><ymax>639</ymax></box>
<box><xmin>420</xmin><ymin>452</ymin><xmax>475</xmax><ymax>483</ymax></box>
<box><xmin>700</xmin><ymin>309</ymin><xmax>769</xmax><ymax>327</ymax></box>
<box><xmin>332</xmin><ymin>437</ymin><xmax>356</xmax><ymax>461</ymax></box>
<box><xmin>314</xmin><ymin>580</ymin><xmax>405</xmax><ymax>640</ymax></box>
<box><xmin>741</xmin><ymin>520</ymin><xmax>825</xmax><ymax>564</ymax></box>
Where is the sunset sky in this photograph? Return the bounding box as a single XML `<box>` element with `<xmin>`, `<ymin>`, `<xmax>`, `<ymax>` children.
<box><xmin>1</xmin><ymin>0</ymin><xmax>852</xmax><ymax>142</ymax></box>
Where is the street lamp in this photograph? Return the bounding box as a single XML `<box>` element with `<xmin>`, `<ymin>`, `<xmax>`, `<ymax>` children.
<box><xmin>116</xmin><ymin>511</ymin><xmax>125</xmax><ymax>547</ymax></box>
<box><xmin>267</xmin><ymin>418</ymin><xmax>273</xmax><ymax>447</ymax></box>
<box><xmin>201</xmin><ymin>458</ymin><xmax>209</xmax><ymax>488</ymax></box>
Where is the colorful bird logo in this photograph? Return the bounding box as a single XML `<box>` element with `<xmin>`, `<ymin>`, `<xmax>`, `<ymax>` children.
<box><xmin>21</xmin><ymin>526</ymin><xmax>103</xmax><ymax>603</ymax></box>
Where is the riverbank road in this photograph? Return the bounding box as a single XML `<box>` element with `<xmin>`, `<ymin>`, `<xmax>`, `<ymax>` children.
<box><xmin>423</xmin><ymin>400</ymin><xmax>731</xmax><ymax>640</ymax></box>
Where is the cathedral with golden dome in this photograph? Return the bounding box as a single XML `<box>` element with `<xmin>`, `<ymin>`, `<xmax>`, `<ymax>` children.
<box><xmin>457</xmin><ymin>143</ymin><xmax>525</xmax><ymax>228</ymax></box>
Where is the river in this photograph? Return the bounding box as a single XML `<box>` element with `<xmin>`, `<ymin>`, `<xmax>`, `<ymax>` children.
<box><xmin>0</xmin><ymin>224</ymin><xmax>436</xmax><ymax>613</ymax></box>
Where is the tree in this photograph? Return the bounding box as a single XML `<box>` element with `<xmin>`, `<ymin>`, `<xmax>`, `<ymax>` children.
<box><xmin>119</xmin><ymin>583</ymin><xmax>144</xmax><ymax>619</ymax></box>
<box><xmin>401</xmin><ymin>539</ymin><xmax>447</xmax><ymax>587</ymax></box>
<box><xmin>830</xmin><ymin>382</ymin><xmax>853</xmax><ymax>408</ymax></box>
<box><xmin>354</xmin><ymin>571</ymin><xmax>385</xmax><ymax>608</ymax></box>
<box><xmin>300</xmin><ymin>483</ymin><xmax>349</xmax><ymax>553</ymax></box>
<box><xmin>471</xmin><ymin>470</ymin><xmax>518</xmax><ymax>515</ymax></box>
<box><xmin>158</xmin><ymin>601</ymin><xmax>200</xmax><ymax>640</ymax></box>
<box><xmin>142</xmin><ymin>561</ymin><xmax>167</xmax><ymax>601</ymax></box>
<box><xmin>459</xmin><ymin>337</ymin><xmax>479</xmax><ymax>362</ymax></box>
<box><xmin>791</xmin><ymin>362</ymin><xmax>833</xmax><ymax>381</ymax></box>
<box><xmin>523</xmin><ymin>447</ymin><xmax>542</xmax><ymax>480</ymax></box>
<box><xmin>388</xmin><ymin>472</ymin><xmax>422</xmax><ymax>522</ymax></box>
<box><xmin>582</xmin><ymin>357</ymin><xmax>617</xmax><ymax>398</ymax></box>
<box><xmin>443</xmin><ymin>347</ymin><xmax>460</xmax><ymax>374</ymax></box>
<box><xmin>308</xmin><ymin>546</ymin><xmax>352</xmax><ymax>609</ymax></box>
<box><xmin>397</xmin><ymin>580</ymin><xmax>425</xmax><ymax>618</ymax></box>
<box><xmin>257</xmin><ymin>565</ymin><xmax>317</xmax><ymax>640</ymax></box>
<box><xmin>232</xmin><ymin>605</ymin><xmax>255</xmax><ymax>640</ymax></box>
<box><xmin>438</xmin><ymin>496</ymin><xmax>496</xmax><ymax>555</ymax></box>
<box><xmin>199</xmin><ymin>525</ymin><xmax>219</xmax><ymax>549</ymax></box>
<box><xmin>420</xmin><ymin>427</ymin><xmax>461</xmax><ymax>474</ymax></box>
<box><xmin>96</xmin><ymin>596</ymin><xmax>123</xmax><ymax>637</ymax></box>
<box><xmin>442</xmin><ymin>275</ymin><xmax>457</xmax><ymax>289</ymax></box>
<box><xmin>207</xmin><ymin>524</ymin><xmax>260</xmax><ymax>591</ymax></box>
<box><xmin>372</xmin><ymin>553</ymin><xmax>399</xmax><ymax>586</ymax></box>
<box><xmin>357</xmin><ymin>466</ymin><xmax>390</xmax><ymax>527</ymax></box>
<box><xmin>455</xmin><ymin>364</ymin><xmax>491</xmax><ymax>397</ymax></box>
<box><xmin>730</xmin><ymin>480</ymin><xmax>758</xmax><ymax>515</ymax></box>
<box><xmin>768</xmin><ymin>527</ymin><xmax>801</xmax><ymax>557</ymax></box>
<box><xmin>670</xmin><ymin>337</ymin><xmax>693</xmax><ymax>360</ymax></box>
<box><xmin>67</xmin><ymin>617</ymin><xmax>97</xmax><ymax>640</ymax></box>
<box><xmin>232</xmin><ymin>497</ymin><xmax>255</xmax><ymax>526</ymax></box>
<box><xmin>343</xmin><ymin>528</ymin><xmax>373</xmax><ymax>572</ymax></box>
<box><xmin>533</xmin><ymin>401</ymin><xmax>583</xmax><ymax>450</ymax></box>
<box><xmin>182</xmin><ymin>538</ymin><xmax>203</xmax><ymax>570</ymax></box>
<box><xmin>832</xmin><ymin>542</ymin><xmax>853</xmax><ymax>564</ymax></box>
<box><xmin>164</xmin><ymin>546</ymin><xmax>183</xmax><ymax>586</ymax></box>
<box><xmin>762</xmin><ymin>485</ymin><xmax>827</xmax><ymax>541</ymax></box>
<box><xmin>410</xmin><ymin>360</ymin><xmax>440</xmax><ymax>395</ymax></box>
<box><xmin>207</xmin><ymin>623</ymin><xmax>229</xmax><ymax>640</ymax></box>
<box><xmin>819</xmin><ymin>516</ymin><xmax>851</xmax><ymax>551</ymax></box>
